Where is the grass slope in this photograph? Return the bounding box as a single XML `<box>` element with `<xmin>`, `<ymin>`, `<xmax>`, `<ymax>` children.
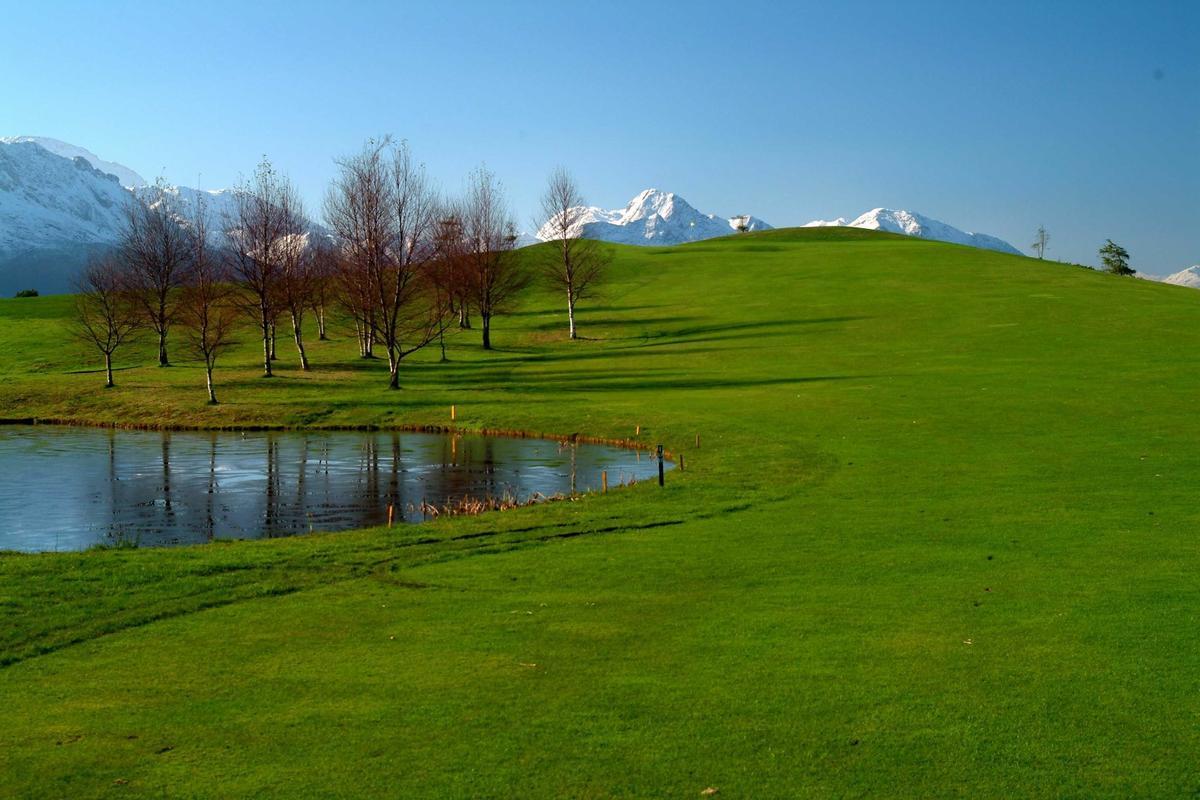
<box><xmin>1</xmin><ymin>229</ymin><xmax>1198</xmax><ymax>798</ymax></box>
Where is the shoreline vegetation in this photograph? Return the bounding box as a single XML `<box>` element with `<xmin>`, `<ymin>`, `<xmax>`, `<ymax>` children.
<box><xmin>2</xmin><ymin>228</ymin><xmax>1199</xmax><ymax>796</ymax></box>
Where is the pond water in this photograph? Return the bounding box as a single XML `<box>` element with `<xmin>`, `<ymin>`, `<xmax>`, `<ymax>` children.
<box><xmin>0</xmin><ymin>426</ymin><xmax>670</xmax><ymax>552</ymax></box>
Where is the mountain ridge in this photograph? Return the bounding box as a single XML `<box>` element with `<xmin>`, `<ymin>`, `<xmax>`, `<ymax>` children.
<box><xmin>531</xmin><ymin>188</ymin><xmax>773</xmax><ymax>246</ymax></box>
<box><xmin>803</xmin><ymin>207</ymin><xmax>1021</xmax><ymax>255</ymax></box>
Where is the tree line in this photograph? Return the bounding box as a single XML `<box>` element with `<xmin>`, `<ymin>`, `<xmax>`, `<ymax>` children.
<box><xmin>72</xmin><ymin>140</ymin><xmax>610</xmax><ymax>402</ymax></box>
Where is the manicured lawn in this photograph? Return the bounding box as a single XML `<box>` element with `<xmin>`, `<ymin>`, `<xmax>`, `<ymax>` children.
<box><xmin>1</xmin><ymin>228</ymin><xmax>1198</xmax><ymax>797</ymax></box>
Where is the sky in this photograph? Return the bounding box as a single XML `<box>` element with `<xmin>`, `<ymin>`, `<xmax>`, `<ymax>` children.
<box><xmin>1</xmin><ymin>0</ymin><xmax>1196</xmax><ymax>273</ymax></box>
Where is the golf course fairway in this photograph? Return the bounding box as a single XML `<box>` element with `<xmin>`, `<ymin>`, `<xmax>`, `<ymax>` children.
<box><xmin>1</xmin><ymin>228</ymin><xmax>1197</xmax><ymax>797</ymax></box>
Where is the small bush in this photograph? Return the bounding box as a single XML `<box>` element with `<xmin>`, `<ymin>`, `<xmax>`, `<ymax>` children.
<box><xmin>13</xmin><ymin>289</ymin><xmax>38</xmax><ymax>298</ymax></box>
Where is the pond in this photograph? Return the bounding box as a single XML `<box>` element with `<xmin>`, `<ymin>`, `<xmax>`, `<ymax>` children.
<box><xmin>0</xmin><ymin>425</ymin><xmax>671</xmax><ymax>552</ymax></box>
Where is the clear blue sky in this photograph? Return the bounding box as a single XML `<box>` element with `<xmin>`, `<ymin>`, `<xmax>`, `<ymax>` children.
<box><xmin>2</xmin><ymin>0</ymin><xmax>1196</xmax><ymax>272</ymax></box>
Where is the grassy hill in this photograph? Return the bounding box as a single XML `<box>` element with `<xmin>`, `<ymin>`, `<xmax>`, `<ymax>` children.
<box><xmin>1</xmin><ymin>228</ymin><xmax>1198</xmax><ymax>797</ymax></box>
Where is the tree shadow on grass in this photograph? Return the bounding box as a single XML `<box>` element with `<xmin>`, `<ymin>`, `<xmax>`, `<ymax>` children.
<box><xmin>529</xmin><ymin>315</ymin><xmax>704</xmax><ymax>332</ymax></box>
<box><xmin>399</xmin><ymin>363</ymin><xmax>876</xmax><ymax>394</ymax></box>
<box><xmin>609</xmin><ymin>316</ymin><xmax>870</xmax><ymax>344</ymax></box>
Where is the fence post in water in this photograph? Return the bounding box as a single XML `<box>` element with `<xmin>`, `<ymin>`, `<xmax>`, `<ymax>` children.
<box><xmin>657</xmin><ymin>444</ymin><xmax>665</xmax><ymax>487</ymax></box>
<box><xmin>602</xmin><ymin>470</ymin><xmax>608</xmax><ymax>494</ymax></box>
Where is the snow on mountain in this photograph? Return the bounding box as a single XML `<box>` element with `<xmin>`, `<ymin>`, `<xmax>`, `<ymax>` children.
<box><xmin>0</xmin><ymin>140</ymin><xmax>133</xmax><ymax>254</ymax></box>
<box><xmin>1162</xmin><ymin>265</ymin><xmax>1200</xmax><ymax>288</ymax></box>
<box><xmin>803</xmin><ymin>208</ymin><xmax>1021</xmax><ymax>255</ymax></box>
<box><xmin>532</xmin><ymin>189</ymin><xmax>772</xmax><ymax>246</ymax></box>
<box><xmin>136</xmin><ymin>183</ymin><xmax>243</xmax><ymax>240</ymax></box>
<box><xmin>0</xmin><ymin>139</ymin><xmax>139</xmax><ymax>293</ymax></box>
<box><xmin>1</xmin><ymin>136</ymin><xmax>147</xmax><ymax>189</ymax></box>
<box><xmin>0</xmin><ymin>137</ymin><xmax>336</xmax><ymax>293</ymax></box>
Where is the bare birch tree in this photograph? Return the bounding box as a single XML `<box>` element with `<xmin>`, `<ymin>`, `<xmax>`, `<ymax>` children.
<box><xmin>121</xmin><ymin>180</ymin><xmax>190</xmax><ymax>366</ymax></box>
<box><xmin>72</xmin><ymin>255</ymin><xmax>141</xmax><ymax>388</ymax></box>
<box><xmin>431</xmin><ymin>211</ymin><xmax>470</xmax><ymax>361</ymax></box>
<box><xmin>276</xmin><ymin>186</ymin><xmax>315</xmax><ymax>371</ymax></box>
<box><xmin>179</xmin><ymin>195</ymin><xmax>237</xmax><ymax>403</ymax></box>
<box><xmin>309</xmin><ymin>238</ymin><xmax>337</xmax><ymax>340</ymax></box>
<box><xmin>325</xmin><ymin>139</ymin><xmax>446</xmax><ymax>387</ymax></box>
<box><xmin>1032</xmin><ymin>225</ymin><xmax>1050</xmax><ymax>259</ymax></box>
<box><xmin>459</xmin><ymin>166</ymin><xmax>527</xmax><ymax>350</ymax></box>
<box><xmin>226</xmin><ymin>158</ymin><xmax>291</xmax><ymax>377</ymax></box>
<box><xmin>538</xmin><ymin>167</ymin><xmax>609</xmax><ymax>340</ymax></box>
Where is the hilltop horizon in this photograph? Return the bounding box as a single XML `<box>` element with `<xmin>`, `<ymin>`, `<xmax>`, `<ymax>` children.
<box><xmin>2</xmin><ymin>1</ymin><xmax>1194</xmax><ymax>273</ymax></box>
<box><xmin>9</xmin><ymin>133</ymin><xmax>1193</xmax><ymax>284</ymax></box>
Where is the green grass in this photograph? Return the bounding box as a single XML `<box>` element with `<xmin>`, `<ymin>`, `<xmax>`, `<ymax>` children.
<box><xmin>1</xmin><ymin>228</ymin><xmax>1199</xmax><ymax>798</ymax></box>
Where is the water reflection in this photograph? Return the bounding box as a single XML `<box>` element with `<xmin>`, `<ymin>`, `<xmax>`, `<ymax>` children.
<box><xmin>0</xmin><ymin>426</ymin><xmax>670</xmax><ymax>552</ymax></box>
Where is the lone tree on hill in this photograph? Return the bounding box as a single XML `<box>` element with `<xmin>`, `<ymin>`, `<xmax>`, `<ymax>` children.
<box><xmin>1099</xmin><ymin>239</ymin><xmax>1133</xmax><ymax>275</ymax></box>
<box><xmin>71</xmin><ymin>255</ymin><xmax>141</xmax><ymax>388</ymax></box>
<box><xmin>1032</xmin><ymin>225</ymin><xmax>1050</xmax><ymax>259</ymax></box>
<box><xmin>538</xmin><ymin>166</ymin><xmax>610</xmax><ymax>340</ymax></box>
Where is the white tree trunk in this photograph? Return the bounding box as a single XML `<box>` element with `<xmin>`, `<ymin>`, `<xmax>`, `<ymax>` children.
<box><xmin>567</xmin><ymin>287</ymin><xmax>577</xmax><ymax>340</ymax></box>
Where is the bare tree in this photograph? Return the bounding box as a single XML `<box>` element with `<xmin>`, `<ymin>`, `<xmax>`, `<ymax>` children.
<box><xmin>71</xmin><ymin>255</ymin><xmax>141</xmax><ymax>388</ymax></box>
<box><xmin>459</xmin><ymin>166</ymin><xmax>527</xmax><ymax>350</ymax></box>
<box><xmin>276</xmin><ymin>187</ymin><xmax>315</xmax><ymax>370</ymax></box>
<box><xmin>326</xmin><ymin>143</ymin><xmax>387</xmax><ymax>361</ymax></box>
<box><xmin>226</xmin><ymin>158</ymin><xmax>293</xmax><ymax>377</ymax></box>
<box><xmin>431</xmin><ymin>211</ymin><xmax>469</xmax><ymax>360</ymax></box>
<box><xmin>538</xmin><ymin>167</ymin><xmax>609</xmax><ymax>340</ymax></box>
<box><xmin>325</xmin><ymin>139</ymin><xmax>447</xmax><ymax>388</ymax></box>
<box><xmin>1032</xmin><ymin>225</ymin><xmax>1050</xmax><ymax>259</ymax></box>
<box><xmin>376</xmin><ymin>143</ymin><xmax>444</xmax><ymax>387</ymax></box>
<box><xmin>309</xmin><ymin>239</ymin><xmax>337</xmax><ymax>340</ymax></box>
<box><xmin>121</xmin><ymin>180</ymin><xmax>190</xmax><ymax>366</ymax></box>
<box><xmin>178</xmin><ymin>195</ymin><xmax>237</xmax><ymax>403</ymax></box>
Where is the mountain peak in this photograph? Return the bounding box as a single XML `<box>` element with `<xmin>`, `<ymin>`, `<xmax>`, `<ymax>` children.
<box><xmin>533</xmin><ymin>188</ymin><xmax>771</xmax><ymax>246</ymax></box>
<box><xmin>1162</xmin><ymin>265</ymin><xmax>1200</xmax><ymax>288</ymax></box>
<box><xmin>0</xmin><ymin>136</ymin><xmax>147</xmax><ymax>189</ymax></box>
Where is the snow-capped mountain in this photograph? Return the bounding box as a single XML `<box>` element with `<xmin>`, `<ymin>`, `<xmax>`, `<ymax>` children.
<box><xmin>532</xmin><ymin>189</ymin><xmax>772</xmax><ymax>246</ymax></box>
<box><xmin>0</xmin><ymin>138</ymin><xmax>328</xmax><ymax>294</ymax></box>
<box><xmin>0</xmin><ymin>139</ymin><xmax>140</xmax><ymax>293</ymax></box>
<box><xmin>0</xmin><ymin>141</ymin><xmax>133</xmax><ymax>254</ymax></box>
<box><xmin>137</xmin><ymin>183</ymin><xmax>243</xmax><ymax>236</ymax></box>
<box><xmin>803</xmin><ymin>208</ymin><xmax>1021</xmax><ymax>255</ymax></box>
<box><xmin>1</xmin><ymin>136</ymin><xmax>147</xmax><ymax>189</ymax></box>
<box><xmin>1162</xmin><ymin>265</ymin><xmax>1200</xmax><ymax>288</ymax></box>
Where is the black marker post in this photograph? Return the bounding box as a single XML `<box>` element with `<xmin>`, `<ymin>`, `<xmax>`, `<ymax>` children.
<box><xmin>657</xmin><ymin>444</ymin><xmax>665</xmax><ymax>487</ymax></box>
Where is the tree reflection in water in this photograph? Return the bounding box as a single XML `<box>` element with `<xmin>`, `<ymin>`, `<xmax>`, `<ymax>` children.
<box><xmin>0</xmin><ymin>426</ymin><xmax>671</xmax><ymax>552</ymax></box>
